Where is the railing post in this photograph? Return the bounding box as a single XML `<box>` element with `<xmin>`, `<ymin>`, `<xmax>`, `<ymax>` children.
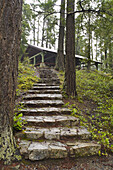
<box><xmin>42</xmin><ymin>52</ymin><xmax>44</xmax><ymax>63</ymax></box>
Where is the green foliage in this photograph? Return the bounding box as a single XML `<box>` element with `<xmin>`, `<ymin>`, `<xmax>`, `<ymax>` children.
<box><xmin>13</xmin><ymin>112</ymin><xmax>24</xmax><ymax>131</ymax></box>
<box><xmin>61</xmin><ymin>69</ymin><xmax>113</xmax><ymax>154</ymax></box>
<box><xmin>20</xmin><ymin>1</ymin><xmax>32</xmax><ymax>57</ymax></box>
<box><xmin>14</xmin><ymin>62</ymin><xmax>39</xmax><ymax>131</ymax></box>
<box><xmin>13</xmin><ymin>103</ymin><xmax>26</xmax><ymax>131</ymax></box>
<box><xmin>17</xmin><ymin>62</ymin><xmax>39</xmax><ymax>93</ymax></box>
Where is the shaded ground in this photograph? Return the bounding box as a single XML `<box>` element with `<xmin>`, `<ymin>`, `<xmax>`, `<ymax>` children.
<box><xmin>0</xmin><ymin>155</ymin><xmax>113</xmax><ymax>170</ymax></box>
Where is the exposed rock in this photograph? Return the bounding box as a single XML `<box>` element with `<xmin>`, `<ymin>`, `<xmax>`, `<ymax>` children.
<box><xmin>49</xmin><ymin>142</ymin><xmax>67</xmax><ymax>158</ymax></box>
<box><xmin>70</xmin><ymin>142</ymin><xmax>101</xmax><ymax>157</ymax></box>
<box><xmin>28</xmin><ymin>142</ymin><xmax>49</xmax><ymax>160</ymax></box>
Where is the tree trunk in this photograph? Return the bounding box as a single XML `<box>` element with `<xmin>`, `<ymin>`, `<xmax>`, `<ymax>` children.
<box><xmin>41</xmin><ymin>17</ymin><xmax>45</xmax><ymax>47</ymax></box>
<box><xmin>105</xmin><ymin>48</ymin><xmax>108</xmax><ymax>69</ymax></box>
<box><xmin>0</xmin><ymin>0</ymin><xmax>22</xmax><ymax>164</ymax></box>
<box><xmin>87</xmin><ymin>10</ymin><xmax>91</xmax><ymax>70</ymax></box>
<box><xmin>55</xmin><ymin>0</ymin><xmax>65</xmax><ymax>71</ymax></box>
<box><xmin>108</xmin><ymin>40</ymin><xmax>112</xmax><ymax>69</ymax></box>
<box><xmin>65</xmin><ymin>0</ymin><xmax>77</xmax><ymax>97</ymax></box>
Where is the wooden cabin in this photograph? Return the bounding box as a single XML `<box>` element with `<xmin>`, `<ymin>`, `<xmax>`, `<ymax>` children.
<box><xmin>21</xmin><ymin>44</ymin><xmax>102</xmax><ymax>70</ymax></box>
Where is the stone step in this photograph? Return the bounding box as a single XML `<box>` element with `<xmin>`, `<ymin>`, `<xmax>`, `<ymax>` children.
<box><xmin>21</xmin><ymin>100</ymin><xmax>64</xmax><ymax>108</ymax></box>
<box><xmin>20</xmin><ymin>107</ymin><xmax>71</xmax><ymax>116</ymax></box>
<box><xmin>32</xmin><ymin>86</ymin><xmax>60</xmax><ymax>90</ymax></box>
<box><xmin>27</xmin><ymin>89</ymin><xmax>61</xmax><ymax>94</ymax></box>
<box><xmin>38</xmin><ymin>78</ymin><xmax>60</xmax><ymax>84</ymax></box>
<box><xmin>40</xmin><ymin>75</ymin><xmax>58</xmax><ymax>78</ymax></box>
<box><xmin>23</xmin><ymin>94</ymin><xmax>62</xmax><ymax>100</ymax></box>
<box><xmin>18</xmin><ymin>127</ymin><xmax>91</xmax><ymax>140</ymax></box>
<box><xmin>19</xmin><ymin>140</ymin><xmax>101</xmax><ymax>160</ymax></box>
<box><xmin>33</xmin><ymin>83</ymin><xmax>58</xmax><ymax>86</ymax></box>
<box><xmin>21</xmin><ymin>115</ymin><xmax>79</xmax><ymax>127</ymax></box>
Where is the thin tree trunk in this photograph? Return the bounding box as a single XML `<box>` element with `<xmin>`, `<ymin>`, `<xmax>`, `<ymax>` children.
<box><xmin>37</xmin><ymin>18</ymin><xmax>40</xmax><ymax>46</ymax></box>
<box><xmin>105</xmin><ymin>47</ymin><xmax>108</xmax><ymax>69</ymax></box>
<box><xmin>87</xmin><ymin>10</ymin><xmax>91</xmax><ymax>70</ymax></box>
<box><xmin>41</xmin><ymin>17</ymin><xmax>45</xmax><ymax>47</ymax></box>
<box><xmin>65</xmin><ymin>0</ymin><xmax>77</xmax><ymax>97</ymax></box>
<box><xmin>95</xmin><ymin>37</ymin><xmax>98</xmax><ymax>60</ymax></box>
<box><xmin>109</xmin><ymin>40</ymin><xmax>112</xmax><ymax>69</ymax></box>
<box><xmin>55</xmin><ymin>0</ymin><xmax>65</xmax><ymax>71</ymax></box>
<box><xmin>0</xmin><ymin>0</ymin><xmax>22</xmax><ymax>164</ymax></box>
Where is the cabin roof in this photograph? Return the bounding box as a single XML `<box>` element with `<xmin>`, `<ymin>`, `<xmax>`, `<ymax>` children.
<box><xmin>22</xmin><ymin>44</ymin><xmax>102</xmax><ymax>64</ymax></box>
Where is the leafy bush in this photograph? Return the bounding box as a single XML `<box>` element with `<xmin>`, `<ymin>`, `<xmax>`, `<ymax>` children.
<box><xmin>13</xmin><ymin>103</ymin><xmax>26</xmax><ymax>131</ymax></box>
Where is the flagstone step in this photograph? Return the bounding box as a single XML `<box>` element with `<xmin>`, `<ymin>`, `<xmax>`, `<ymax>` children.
<box><xmin>21</xmin><ymin>100</ymin><xmax>64</xmax><ymax>108</ymax></box>
<box><xmin>27</xmin><ymin>89</ymin><xmax>61</xmax><ymax>94</ymax></box>
<box><xmin>19</xmin><ymin>140</ymin><xmax>101</xmax><ymax>160</ymax></box>
<box><xmin>40</xmin><ymin>74</ymin><xmax>58</xmax><ymax>79</ymax></box>
<box><xmin>33</xmin><ymin>83</ymin><xmax>59</xmax><ymax>86</ymax></box>
<box><xmin>38</xmin><ymin>78</ymin><xmax>60</xmax><ymax>84</ymax></box>
<box><xmin>20</xmin><ymin>107</ymin><xmax>71</xmax><ymax>116</ymax></box>
<box><xmin>18</xmin><ymin>127</ymin><xmax>91</xmax><ymax>140</ymax></box>
<box><xmin>23</xmin><ymin>94</ymin><xmax>62</xmax><ymax>100</ymax></box>
<box><xmin>21</xmin><ymin>115</ymin><xmax>79</xmax><ymax>127</ymax></box>
<box><xmin>32</xmin><ymin>86</ymin><xmax>60</xmax><ymax>90</ymax></box>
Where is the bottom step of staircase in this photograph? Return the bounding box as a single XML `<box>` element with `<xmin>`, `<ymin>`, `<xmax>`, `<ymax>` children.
<box><xmin>19</xmin><ymin>140</ymin><xmax>101</xmax><ymax>161</ymax></box>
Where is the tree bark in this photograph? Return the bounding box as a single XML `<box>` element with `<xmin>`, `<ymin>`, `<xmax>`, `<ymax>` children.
<box><xmin>0</xmin><ymin>0</ymin><xmax>22</xmax><ymax>164</ymax></box>
<box><xmin>55</xmin><ymin>0</ymin><xmax>65</xmax><ymax>71</ymax></box>
<box><xmin>65</xmin><ymin>0</ymin><xmax>77</xmax><ymax>97</ymax></box>
<box><xmin>87</xmin><ymin>8</ymin><xmax>91</xmax><ymax>70</ymax></box>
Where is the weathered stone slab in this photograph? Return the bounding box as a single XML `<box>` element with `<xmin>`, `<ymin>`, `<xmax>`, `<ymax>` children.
<box><xmin>19</xmin><ymin>140</ymin><xmax>31</xmax><ymax>159</ymax></box>
<box><xmin>32</xmin><ymin>86</ymin><xmax>60</xmax><ymax>90</ymax></box>
<box><xmin>38</xmin><ymin>79</ymin><xmax>60</xmax><ymax>85</ymax></box>
<box><xmin>23</xmin><ymin>127</ymin><xmax>90</xmax><ymax>140</ymax></box>
<box><xmin>22</xmin><ymin>115</ymin><xmax>79</xmax><ymax>127</ymax></box>
<box><xmin>33</xmin><ymin>83</ymin><xmax>59</xmax><ymax>86</ymax></box>
<box><xmin>25</xmin><ymin>130</ymin><xmax>44</xmax><ymax>139</ymax></box>
<box><xmin>44</xmin><ymin>128</ymin><xmax>61</xmax><ymax>140</ymax></box>
<box><xmin>70</xmin><ymin>142</ymin><xmax>101</xmax><ymax>157</ymax></box>
<box><xmin>23</xmin><ymin>94</ymin><xmax>62</xmax><ymax>100</ymax></box>
<box><xmin>49</xmin><ymin>142</ymin><xmax>67</xmax><ymax>158</ymax></box>
<box><xmin>20</xmin><ymin>107</ymin><xmax>71</xmax><ymax>115</ymax></box>
<box><xmin>27</xmin><ymin>89</ymin><xmax>61</xmax><ymax>94</ymax></box>
<box><xmin>21</xmin><ymin>100</ymin><xmax>64</xmax><ymax>107</ymax></box>
<box><xmin>28</xmin><ymin>142</ymin><xmax>49</xmax><ymax>160</ymax></box>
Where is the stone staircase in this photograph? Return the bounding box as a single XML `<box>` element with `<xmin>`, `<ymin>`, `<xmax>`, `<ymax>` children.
<box><xmin>16</xmin><ymin>68</ymin><xmax>101</xmax><ymax>161</ymax></box>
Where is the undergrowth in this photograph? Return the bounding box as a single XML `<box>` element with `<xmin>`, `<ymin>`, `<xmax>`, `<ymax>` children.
<box><xmin>59</xmin><ymin>69</ymin><xmax>113</xmax><ymax>155</ymax></box>
<box><xmin>16</xmin><ymin>62</ymin><xmax>40</xmax><ymax>96</ymax></box>
<box><xmin>13</xmin><ymin>62</ymin><xmax>39</xmax><ymax>131</ymax></box>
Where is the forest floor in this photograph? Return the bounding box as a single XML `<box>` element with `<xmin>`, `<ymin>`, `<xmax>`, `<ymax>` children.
<box><xmin>1</xmin><ymin>66</ymin><xmax>113</xmax><ymax>169</ymax></box>
<box><xmin>0</xmin><ymin>154</ymin><xmax>113</xmax><ymax>170</ymax></box>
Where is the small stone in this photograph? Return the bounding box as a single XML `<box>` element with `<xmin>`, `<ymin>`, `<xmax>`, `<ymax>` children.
<box><xmin>44</xmin><ymin>128</ymin><xmax>60</xmax><ymax>140</ymax></box>
<box><xmin>19</xmin><ymin>140</ymin><xmax>31</xmax><ymax>159</ymax></box>
<box><xmin>71</xmin><ymin>142</ymin><xmax>101</xmax><ymax>157</ymax></box>
<box><xmin>28</xmin><ymin>142</ymin><xmax>49</xmax><ymax>160</ymax></box>
<box><xmin>49</xmin><ymin>142</ymin><xmax>67</xmax><ymax>158</ymax></box>
<box><xmin>25</xmin><ymin>130</ymin><xmax>44</xmax><ymax>139</ymax></box>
